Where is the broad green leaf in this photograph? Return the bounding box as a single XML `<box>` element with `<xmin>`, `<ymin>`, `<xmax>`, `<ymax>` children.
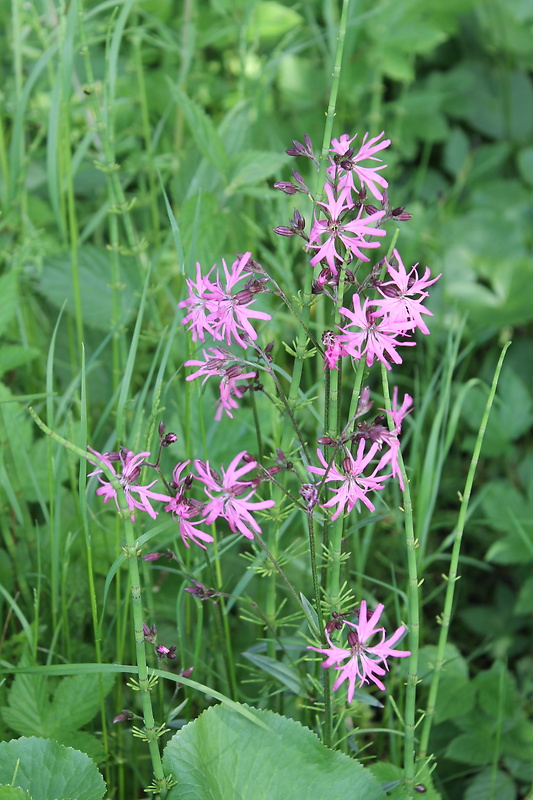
<box><xmin>1</xmin><ymin>665</ymin><xmax>53</xmax><ymax>738</ymax></box>
<box><xmin>247</xmin><ymin>2</ymin><xmax>303</xmax><ymax>42</ymax></box>
<box><xmin>515</xmin><ymin>574</ymin><xmax>533</xmax><ymax>615</ymax></box>
<box><xmin>464</xmin><ymin>768</ymin><xmax>515</xmax><ymax>800</ymax></box>
<box><xmin>163</xmin><ymin>704</ymin><xmax>386</xmax><ymax>800</ymax></box>
<box><xmin>38</xmin><ymin>246</ymin><xmax>136</xmax><ymax>332</ymax></box>
<box><xmin>0</xmin><ymin>346</ymin><xmax>39</xmax><ymax>377</ymax></box>
<box><xmin>517</xmin><ymin>145</ymin><xmax>533</xmax><ymax>185</ymax></box>
<box><xmin>49</xmin><ymin>673</ymin><xmax>115</xmax><ymax>735</ymax></box>
<box><xmin>0</xmin><ymin>788</ymin><xmax>31</xmax><ymax>800</ymax></box>
<box><xmin>473</xmin><ymin>663</ymin><xmax>516</xmax><ymax>719</ymax></box>
<box><xmin>2</xmin><ymin>668</ymin><xmax>114</xmax><ymax>743</ymax></box>
<box><xmin>225</xmin><ymin>151</ymin><xmax>289</xmax><ymax>195</ymax></box>
<box><xmin>0</xmin><ymin>737</ymin><xmax>106</xmax><ymax>800</ymax></box>
<box><xmin>445</xmin><ymin>730</ymin><xmax>495</xmax><ymax>766</ymax></box>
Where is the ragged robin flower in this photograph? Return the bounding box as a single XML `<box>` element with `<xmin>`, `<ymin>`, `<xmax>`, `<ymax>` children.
<box><xmin>308</xmin><ymin>601</ymin><xmax>410</xmax><ymax>700</ymax></box>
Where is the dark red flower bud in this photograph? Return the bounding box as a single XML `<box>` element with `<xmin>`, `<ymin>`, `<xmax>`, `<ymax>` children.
<box><xmin>274</xmin><ymin>181</ymin><xmax>298</xmax><ymax>195</ymax></box>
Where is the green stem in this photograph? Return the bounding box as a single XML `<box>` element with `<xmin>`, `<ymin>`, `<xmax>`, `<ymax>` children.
<box><xmin>418</xmin><ymin>341</ymin><xmax>511</xmax><ymax>761</ymax></box>
<box><xmin>380</xmin><ymin>365</ymin><xmax>419</xmax><ymax>786</ymax></box>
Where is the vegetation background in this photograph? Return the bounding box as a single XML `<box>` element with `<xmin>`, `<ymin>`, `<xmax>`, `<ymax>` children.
<box><xmin>1</xmin><ymin>1</ymin><xmax>532</xmax><ymax>799</ymax></box>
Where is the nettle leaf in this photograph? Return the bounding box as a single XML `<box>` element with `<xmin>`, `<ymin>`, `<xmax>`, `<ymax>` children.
<box><xmin>445</xmin><ymin>729</ymin><xmax>495</xmax><ymax>766</ymax></box>
<box><xmin>1</xmin><ymin>668</ymin><xmax>53</xmax><ymax>738</ymax></box>
<box><xmin>481</xmin><ymin>480</ymin><xmax>533</xmax><ymax>564</ymax></box>
<box><xmin>464</xmin><ymin>768</ymin><xmax>515</xmax><ymax>800</ymax></box>
<box><xmin>0</xmin><ymin>737</ymin><xmax>105</xmax><ymax>800</ymax></box>
<box><xmin>37</xmin><ymin>245</ymin><xmax>137</xmax><ymax>332</ymax></box>
<box><xmin>2</xmin><ymin>668</ymin><xmax>114</xmax><ymax>745</ymax></box>
<box><xmin>49</xmin><ymin>673</ymin><xmax>115</xmax><ymax>735</ymax></box>
<box><xmin>473</xmin><ymin>663</ymin><xmax>517</xmax><ymax>719</ymax></box>
<box><xmin>163</xmin><ymin>704</ymin><xmax>386</xmax><ymax>800</ymax></box>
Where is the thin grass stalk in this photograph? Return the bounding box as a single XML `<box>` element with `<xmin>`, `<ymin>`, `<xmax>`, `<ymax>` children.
<box><xmin>418</xmin><ymin>341</ymin><xmax>511</xmax><ymax>760</ymax></box>
<box><xmin>380</xmin><ymin>364</ymin><xmax>419</xmax><ymax>786</ymax></box>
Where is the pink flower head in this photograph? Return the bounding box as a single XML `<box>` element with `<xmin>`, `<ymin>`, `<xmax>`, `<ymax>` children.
<box><xmin>371</xmin><ymin>249</ymin><xmax>441</xmax><ymax>335</ymax></box>
<box><xmin>178</xmin><ymin>262</ymin><xmax>221</xmax><ymax>343</ymax></box>
<box><xmin>322</xmin><ymin>331</ymin><xmax>347</xmax><ymax>370</ymax></box>
<box><xmin>194</xmin><ymin>451</ymin><xmax>275</xmax><ymax>539</ymax></box>
<box><xmin>179</xmin><ymin>253</ymin><xmax>271</xmax><ymax>348</ymax></box>
<box><xmin>88</xmin><ymin>447</ymin><xmax>170</xmax><ymax>521</ymax></box>
<box><xmin>164</xmin><ymin>461</ymin><xmax>213</xmax><ymax>549</ymax></box>
<box><xmin>307</xmin><ymin>183</ymin><xmax>386</xmax><ymax>273</ymax></box>
<box><xmin>184</xmin><ymin>347</ymin><xmax>257</xmax><ymax>420</ymax></box>
<box><xmin>329</xmin><ymin>131</ymin><xmax>391</xmax><ymax>201</ymax></box>
<box><xmin>308</xmin><ymin>601</ymin><xmax>410</xmax><ymax>700</ymax></box>
<box><xmin>338</xmin><ymin>293</ymin><xmax>416</xmax><ymax>370</ymax></box>
<box><xmin>374</xmin><ymin>388</ymin><xmax>414</xmax><ymax>490</ymax></box>
<box><xmin>308</xmin><ymin>439</ymin><xmax>389</xmax><ymax>520</ymax></box>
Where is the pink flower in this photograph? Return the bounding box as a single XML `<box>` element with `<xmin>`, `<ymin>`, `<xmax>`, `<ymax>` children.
<box><xmin>338</xmin><ymin>293</ymin><xmax>415</xmax><ymax>369</ymax></box>
<box><xmin>322</xmin><ymin>331</ymin><xmax>347</xmax><ymax>370</ymax></box>
<box><xmin>308</xmin><ymin>601</ymin><xmax>410</xmax><ymax>700</ymax></box>
<box><xmin>164</xmin><ymin>461</ymin><xmax>213</xmax><ymax>549</ymax></box>
<box><xmin>184</xmin><ymin>347</ymin><xmax>256</xmax><ymax>420</ymax></box>
<box><xmin>194</xmin><ymin>451</ymin><xmax>275</xmax><ymax>539</ymax></box>
<box><xmin>88</xmin><ymin>447</ymin><xmax>170</xmax><ymax>521</ymax></box>
<box><xmin>178</xmin><ymin>262</ymin><xmax>222</xmax><ymax>343</ymax></box>
<box><xmin>329</xmin><ymin>131</ymin><xmax>391</xmax><ymax>201</ymax></box>
<box><xmin>374</xmin><ymin>388</ymin><xmax>413</xmax><ymax>490</ymax></box>
<box><xmin>308</xmin><ymin>439</ymin><xmax>389</xmax><ymax>520</ymax></box>
<box><xmin>307</xmin><ymin>184</ymin><xmax>386</xmax><ymax>273</ymax></box>
<box><xmin>178</xmin><ymin>253</ymin><xmax>271</xmax><ymax>349</ymax></box>
<box><xmin>371</xmin><ymin>249</ymin><xmax>441</xmax><ymax>335</ymax></box>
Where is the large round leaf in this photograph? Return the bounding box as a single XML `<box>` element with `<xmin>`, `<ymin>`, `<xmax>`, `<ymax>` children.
<box><xmin>0</xmin><ymin>737</ymin><xmax>106</xmax><ymax>800</ymax></box>
<box><xmin>163</xmin><ymin>704</ymin><xmax>385</xmax><ymax>800</ymax></box>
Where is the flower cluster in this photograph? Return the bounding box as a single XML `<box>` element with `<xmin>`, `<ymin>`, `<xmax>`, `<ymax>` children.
<box><xmin>307</xmin><ymin>386</ymin><xmax>413</xmax><ymax>517</ymax></box>
<box><xmin>88</xmin><ymin>443</ymin><xmax>273</xmax><ymax>546</ymax></box>
<box><xmin>308</xmin><ymin>601</ymin><xmax>410</xmax><ymax>701</ymax></box>
<box><xmin>275</xmin><ymin>133</ymin><xmax>440</xmax><ymax>372</ymax></box>
<box><xmin>179</xmin><ymin>253</ymin><xmax>270</xmax><ymax>420</ymax></box>
<box><xmin>179</xmin><ymin>252</ymin><xmax>270</xmax><ymax>349</ymax></box>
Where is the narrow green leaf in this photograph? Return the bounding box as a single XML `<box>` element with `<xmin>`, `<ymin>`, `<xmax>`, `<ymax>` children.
<box><xmin>242</xmin><ymin>652</ymin><xmax>303</xmax><ymax>695</ymax></box>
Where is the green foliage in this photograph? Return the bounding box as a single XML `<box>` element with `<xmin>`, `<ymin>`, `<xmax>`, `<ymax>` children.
<box><xmin>1</xmin><ymin>661</ymin><xmax>115</xmax><ymax>763</ymax></box>
<box><xmin>163</xmin><ymin>703</ymin><xmax>386</xmax><ymax>800</ymax></box>
<box><xmin>0</xmin><ymin>737</ymin><xmax>106</xmax><ymax>800</ymax></box>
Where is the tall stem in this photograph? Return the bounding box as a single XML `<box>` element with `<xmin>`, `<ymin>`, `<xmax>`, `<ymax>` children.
<box><xmin>381</xmin><ymin>365</ymin><xmax>419</xmax><ymax>786</ymax></box>
<box><xmin>418</xmin><ymin>342</ymin><xmax>510</xmax><ymax>761</ymax></box>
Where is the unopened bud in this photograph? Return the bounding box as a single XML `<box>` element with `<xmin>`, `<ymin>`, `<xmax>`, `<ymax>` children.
<box><xmin>274</xmin><ymin>181</ymin><xmax>298</xmax><ymax>195</ymax></box>
<box><xmin>317</xmin><ymin>435</ymin><xmax>336</xmax><ymax>446</ymax></box>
